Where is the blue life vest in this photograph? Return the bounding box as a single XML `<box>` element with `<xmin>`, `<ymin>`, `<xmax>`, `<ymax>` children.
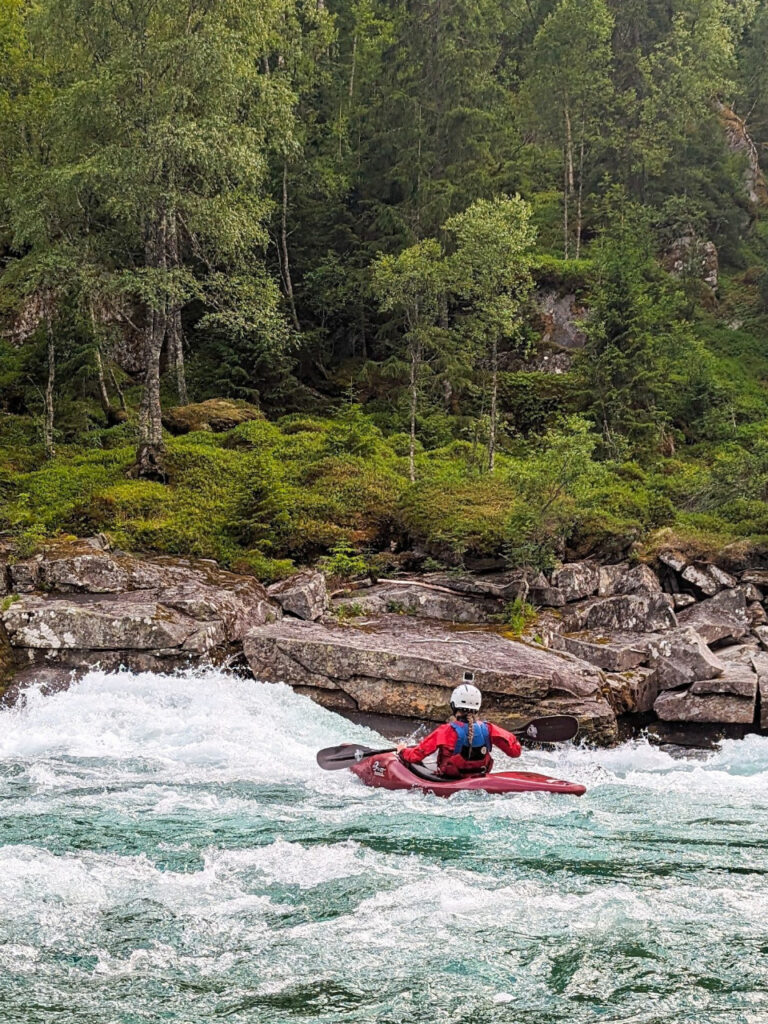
<box><xmin>451</xmin><ymin>720</ymin><xmax>491</xmax><ymax>761</ymax></box>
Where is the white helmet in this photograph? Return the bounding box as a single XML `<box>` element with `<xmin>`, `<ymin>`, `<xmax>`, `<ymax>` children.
<box><xmin>450</xmin><ymin>683</ymin><xmax>482</xmax><ymax>712</ymax></box>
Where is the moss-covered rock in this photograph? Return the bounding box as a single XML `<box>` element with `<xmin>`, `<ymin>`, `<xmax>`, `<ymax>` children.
<box><xmin>162</xmin><ymin>398</ymin><xmax>263</xmax><ymax>435</ymax></box>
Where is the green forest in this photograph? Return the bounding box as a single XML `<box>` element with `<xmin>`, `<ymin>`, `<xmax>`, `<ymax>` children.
<box><xmin>2</xmin><ymin>0</ymin><xmax>768</xmax><ymax>579</ymax></box>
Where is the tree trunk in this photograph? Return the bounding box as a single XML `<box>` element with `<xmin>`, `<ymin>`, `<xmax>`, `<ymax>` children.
<box><xmin>94</xmin><ymin>345</ymin><xmax>118</xmax><ymax>425</ymax></box>
<box><xmin>563</xmin><ymin>104</ymin><xmax>574</xmax><ymax>259</ymax></box>
<box><xmin>167</xmin><ymin>215</ymin><xmax>188</xmax><ymax>404</ymax></box>
<box><xmin>91</xmin><ymin>302</ymin><xmax>126</xmax><ymax>425</ymax></box>
<box><xmin>488</xmin><ymin>336</ymin><xmax>498</xmax><ymax>473</ymax></box>
<box><xmin>281</xmin><ymin>162</ymin><xmax>301</xmax><ymax>331</ymax></box>
<box><xmin>109</xmin><ymin>365</ymin><xmax>128</xmax><ymax>412</ymax></box>
<box><xmin>44</xmin><ymin>314</ymin><xmax>55</xmax><ymax>459</ymax></box>
<box><xmin>135</xmin><ymin>211</ymin><xmax>168</xmax><ymax>480</ymax></box>
<box><xmin>576</xmin><ymin>113</ymin><xmax>585</xmax><ymax>260</ymax></box>
<box><xmin>348</xmin><ymin>32</ymin><xmax>357</xmax><ymax>99</ymax></box>
<box><xmin>409</xmin><ymin>340</ymin><xmax>420</xmax><ymax>484</ymax></box>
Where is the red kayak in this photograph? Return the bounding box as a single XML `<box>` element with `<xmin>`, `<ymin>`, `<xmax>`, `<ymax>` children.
<box><xmin>350</xmin><ymin>752</ymin><xmax>586</xmax><ymax>797</ymax></box>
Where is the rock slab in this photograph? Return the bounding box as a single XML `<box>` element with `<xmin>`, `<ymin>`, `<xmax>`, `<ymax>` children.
<box><xmin>268</xmin><ymin>571</ymin><xmax>327</xmax><ymax>621</ymax></box>
<box><xmin>244</xmin><ymin>616</ymin><xmax>618</xmax><ymax>743</ymax></box>
<box><xmin>677</xmin><ymin>589</ymin><xmax>750</xmax><ymax>644</ymax></box>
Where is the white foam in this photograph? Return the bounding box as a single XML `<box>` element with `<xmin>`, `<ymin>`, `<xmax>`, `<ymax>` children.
<box><xmin>1</xmin><ymin>667</ymin><xmax>767</xmax><ymax>1020</ymax></box>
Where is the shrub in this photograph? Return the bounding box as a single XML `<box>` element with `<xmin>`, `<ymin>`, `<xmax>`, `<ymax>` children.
<box><xmin>317</xmin><ymin>542</ymin><xmax>370</xmax><ymax>580</ymax></box>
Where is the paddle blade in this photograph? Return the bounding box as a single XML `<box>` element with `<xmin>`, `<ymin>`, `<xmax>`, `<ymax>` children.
<box><xmin>515</xmin><ymin>715</ymin><xmax>579</xmax><ymax>744</ymax></box>
<box><xmin>316</xmin><ymin>743</ymin><xmax>396</xmax><ymax>770</ymax></box>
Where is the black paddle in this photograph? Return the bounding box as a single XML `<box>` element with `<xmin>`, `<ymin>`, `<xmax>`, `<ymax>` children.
<box><xmin>316</xmin><ymin>714</ymin><xmax>579</xmax><ymax>770</ymax></box>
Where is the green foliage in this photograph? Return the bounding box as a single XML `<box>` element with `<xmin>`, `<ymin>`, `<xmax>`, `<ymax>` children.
<box><xmin>0</xmin><ymin>594</ymin><xmax>20</xmax><ymax>613</ymax></box>
<box><xmin>4</xmin><ymin>0</ymin><xmax>768</xmax><ymax>571</ymax></box>
<box><xmin>334</xmin><ymin>601</ymin><xmax>365</xmax><ymax>620</ymax></box>
<box><xmin>317</xmin><ymin>542</ymin><xmax>370</xmax><ymax>581</ymax></box>
<box><xmin>498</xmin><ymin>597</ymin><xmax>538</xmax><ymax>637</ymax></box>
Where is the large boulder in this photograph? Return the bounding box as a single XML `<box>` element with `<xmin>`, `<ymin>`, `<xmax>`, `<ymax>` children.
<box><xmin>654</xmin><ymin>688</ymin><xmax>755</xmax><ymax>725</ymax></box>
<box><xmin>420</xmin><ymin>569</ymin><xmax>541</xmax><ymax>601</ymax></box>
<box><xmin>549</xmin><ymin>631</ymin><xmax>650</xmax><ymax>672</ymax></box>
<box><xmin>689</xmin><ymin>664</ymin><xmax>758</xmax><ymax>699</ymax></box>
<box><xmin>550</xmin><ymin>561</ymin><xmax>600</xmax><ymax>603</ymax></box>
<box><xmin>680</xmin><ymin>563</ymin><xmax>737</xmax><ymax>597</ymax></box>
<box><xmin>268</xmin><ymin>571</ymin><xmax>327</xmax><ymax>621</ymax></box>
<box><xmin>561</xmin><ymin>593</ymin><xmax>677</xmax><ymax>634</ymax></box>
<box><xmin>331</xmin><ymin>581</ymin><xmax>501</xmax><ymax>624</ymax></box>
<box><xmin>677</xmin><ymin>588</ymin><xmax>750</xmax><ymax>644</ymax></box>
<box><xmin>2</xmin><ymin>592</ymin><xmax>226</xmax><ymax>654</ymax></box>
<box><xmin>644</xmin><ymin>627</ymin><xmax>725</xmax><ymax>692</ymax></box>
<box><xmin>162</xmin><ymin>398</ymin><xmax>262</xmax><ymax>435</ymax></box>
<box><xmin>244</xmin><ymin>616</ymin><xmax>618</xmax><ymax>744</ymax></box>
<box><xmin>598</xmin><ymin>564</ymin><xmax>662</xmax><ymax>598</ymax></box>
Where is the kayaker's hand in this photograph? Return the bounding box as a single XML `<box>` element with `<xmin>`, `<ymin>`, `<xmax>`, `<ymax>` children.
<box><xmin>396</xmin><ymin>743</ymin><xmax>407</xmax><ymax>753</ymax></box>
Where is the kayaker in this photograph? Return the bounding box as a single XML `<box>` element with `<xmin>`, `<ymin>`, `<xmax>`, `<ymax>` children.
<box><xmin>397</xmin><ymin>683</ymin><xmax>522</xmax><ymax>778</ymax></box>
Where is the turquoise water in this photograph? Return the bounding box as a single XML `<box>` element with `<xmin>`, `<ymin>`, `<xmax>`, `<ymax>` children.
<box><xmin>1</xmin><ymin>670</ymin><xmax>767</xmax><ymax>1024</ymax></box>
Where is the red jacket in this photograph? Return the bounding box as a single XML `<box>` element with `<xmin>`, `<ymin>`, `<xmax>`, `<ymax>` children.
<box><xmin>400</xmin><ymin>720</ymin><xmax>522</xmax><ymax>776</ymax></box>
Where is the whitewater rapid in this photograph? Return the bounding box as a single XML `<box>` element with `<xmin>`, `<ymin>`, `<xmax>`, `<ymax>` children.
<box><xmin>1</xmin><ymin>669</ymin><xmax>767</xmax><ymax>1024</ymax></box>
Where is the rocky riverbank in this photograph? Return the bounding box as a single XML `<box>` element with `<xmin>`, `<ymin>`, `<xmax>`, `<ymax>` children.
<box><xmin>1</xmin><ymin>537</ymin><xmax>767</xmax><ymax>745</ymax></box>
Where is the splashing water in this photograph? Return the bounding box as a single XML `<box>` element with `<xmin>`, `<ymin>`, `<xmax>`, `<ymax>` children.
<box><xmin>1</xmin><ymin>669</ymin><xmax>767</xmax><ymax>1024</ymax></box>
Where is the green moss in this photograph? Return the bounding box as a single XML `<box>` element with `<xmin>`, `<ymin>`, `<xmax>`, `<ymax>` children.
<box><xmin>5</xmin><ymin>401</ymin><xmax>768</xmax><ymax>575</ymax></box>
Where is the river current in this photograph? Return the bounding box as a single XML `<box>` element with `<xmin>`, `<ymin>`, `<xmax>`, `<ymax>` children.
<box><xmin>0</xmin><ymin>669</ymin><xmax>767</xmax><ymax>1024</ymax></box>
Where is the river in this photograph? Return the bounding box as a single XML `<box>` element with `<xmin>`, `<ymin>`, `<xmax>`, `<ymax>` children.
<box><xmin>0</xmin><ymin>668</ymin><xmax>766</xmax><ymax>1023</ymax></box>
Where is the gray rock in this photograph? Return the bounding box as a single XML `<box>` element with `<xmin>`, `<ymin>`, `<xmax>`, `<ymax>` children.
<box><xmin>740</xmin><ymin>582</ymin><xmax>764</xmax><ymax>603</ymax></box>
<box><xmin>268</xmin><ymin>571</ymin><xmax>327</xmax><ymax>621</ymax></box>
<box><xmin>561</xmin><ymin>593</ymin><xmax>677</xmax><ymax>634</ymax></box>
<box><xmin>528</xmin><ymin>584</ymin><xmax>566</xmax><ymax>608</ymax></box>
<box><xmin>243</xmin><ymin>616</ymin><xmax>617</xmax><ymax>744</ymax></box>
<box><xmin>528</xmin><ymin>585</ymin><xmax>566</xmax><ymax>608</ymax></box>
<box><xmin>654</xmin><ymin>688</ymin><xmax>755</xmax><ymax>724</ymax></box>
<box><xmin>535</xmin><ymin>289</ymin><xmax>587</xmax><ymax>350</ymax></box>
<box><xmin>748</xmin><ymin>602</ymin><xmax>767</xmax><ymax>626</ymax></box>
<box><xmin>751</xmin><ymin>653</ymin><xmax>768</xmax><ymax>729</ymax></box>
<box><xmin>597</xmin><ymin>564</ymin><xmax>661</xmax><ymax>598</ymax></box>
<box><xmin>645</xmin><ymin>627</ymin><xmax>725</xmax><ymax>691</ymax></box>
<box><xmin>39</xmin><ymin>553</ymin><xmax>134</xmax><ymax>593</ymax></box>
<box><xmin>677</xmin><ymin>588</ymin><xmax>750</xmax><ymax>644</ymax></box>
<box><xmin>421</xmin><ymin>569</ymin><xmax>541</xmax><ymax>600</ymax></box>
<box><xmin>603</xmin><ymin>667</ymin><xmax>659</xmax><ymax>715</ymax></box>
<box><xmin>9</xmin><ymin>558</ymin><xmax>43</xmax><ymax>593</ymax></box>
<box><xmin>753</xmin><ymin>625</ymin><xmax>768</xmax><ymax>651</ymax></box>
<box><xmin>718</xmin><ymin>642</ymin><xmax>760</xmax><ymax>665</ymax></box>
<box><xmin>616</xmin><ymin>564</ymin><xmax>663</xmax><ymax>596</ymax></box>
<box><xmin>551</xmin><ymin>561</ymin><xmax>600</xmax><ymax>603</ymax></box>
<box><xmin>673</xmin><ymin>593</ymin><xmax>697</xmax><ymax>610</ymax></box>
<box><xmin>1</xmin><ymin>545</ymin><xmax>277</xmax><ymax>669</ymax></box>
<box><xmin>690</xmin><ymin>664</ymin><xmax>757</xmax><ymax>699</ymax></box>
<box><xmin>332</xmin><ymin>582</ymin><xmax>500</xmax><ymax>623</ymax></box>
<box><xmin>2</xmin><ymin>592</ymin><xmax>225</xmax><ymax>652</ymax></box>
<box><xmin>681</xmin><ymin>563</ymin><xmax>732</xmax><ymax>597</ymax></box>
<box><xmin>740</xmin><ymin>569</ymin><xmax>768</xmax><ymax>588</ymax></box>
<box><xmin>549</xmin><ymin>631</ymin><xmax>650</xmax><ymax>671</ymax></box>
<box><xmin>658</xmin><ymin>550</ymin><xmax>687</xmax><ymax>573</ymax></box>
<box><xmin>598</xmin><ymin>564</ymin><xmax>629</xmax><ymax>597</ymax></box>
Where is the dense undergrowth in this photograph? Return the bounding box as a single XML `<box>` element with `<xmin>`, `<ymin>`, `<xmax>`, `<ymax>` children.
<box><xmin>3</xmin><ymin>388</ymin><xmax>767</xmax><ymax>581</ymax></box>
